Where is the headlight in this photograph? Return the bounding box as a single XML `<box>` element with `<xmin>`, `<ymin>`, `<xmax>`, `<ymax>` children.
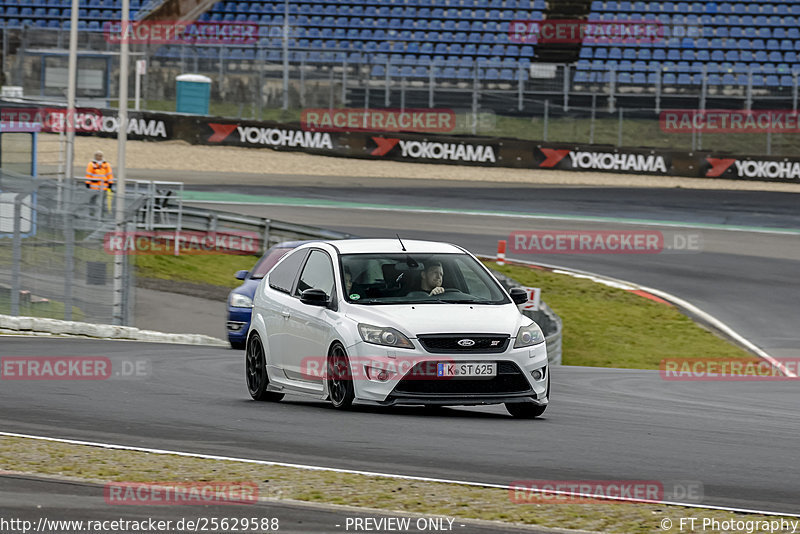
<box><xmin>358</xmin><ymin>324</ymin><xmax>414</xmax><ymax>349</ymax></box>
<box><xmin>514</xmin><ymin>322</ymin><xmax>545</xmax><ymax>348</ymax></box>
<box><xmin>229</xmin><ymin>293</ymin><xmax>253</xmax><ymax>308</ymax></box>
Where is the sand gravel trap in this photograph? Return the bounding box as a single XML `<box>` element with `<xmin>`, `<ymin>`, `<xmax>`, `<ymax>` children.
<box><xmin>39</xmin><ymin>133</ymin><xmax>800</xmax><ymax>192</ymax></box>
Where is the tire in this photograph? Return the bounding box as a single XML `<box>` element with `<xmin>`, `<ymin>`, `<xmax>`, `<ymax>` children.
<box><xmin>327</xmin><ymin>343</ymin><xmax>355</xmax><ymax>409</ymax></box>
<box><xmin>506</xmin><ymin>373</ymin><xmax>550</xmax><ymax>419</ymax></box>
<box><xmin>230</xmin><ymin>340</ymin><xmax>246</xmax><ymax>350</ymax></box>
<box><xmin>245</xmin><ymin>333</ymin><xmax>284</xmax><ymax>402</ymax></box>
<box><xmin>505</xmin><ymin>402</ymin><xmax>547</xmax><ymax>419</ymax></box>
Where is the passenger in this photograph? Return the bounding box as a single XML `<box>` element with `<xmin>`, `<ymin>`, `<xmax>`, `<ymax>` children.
<box><xmin>344</xmin><ymin>266</ymin><xmax>353</xmax><ymax>294</ymax></box>
<box><xmin>419</xmin><ymin>262</ymin><xmax>445</xmax><ymax>296</ymax></box>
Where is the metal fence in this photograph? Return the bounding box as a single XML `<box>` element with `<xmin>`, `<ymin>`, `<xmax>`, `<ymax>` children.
<box><xmin>0</xmin><ymin>170</ymin><xmax>136</xmax><ymax>325</ymax></box>
<box><xmin>5</xmin><ymin>26</ymin><xmax>800</xmax><ymax>156</ymax></box>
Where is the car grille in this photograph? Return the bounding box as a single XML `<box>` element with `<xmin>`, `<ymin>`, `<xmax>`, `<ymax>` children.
<box><xmin>417</xmin><ymin>334</ymin><xmax>510</xmax><ymax>354</ymax></box>
<box><xmin>391</xmin><ymin>361</ymin><xmax>531</xmax><ymax>396</ymax></box>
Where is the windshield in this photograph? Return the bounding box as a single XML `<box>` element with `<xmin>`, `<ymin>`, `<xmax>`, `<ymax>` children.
<box><xmin>250</xmin><ymin>247</ymin><xmax>294</xmax><ymax>279</ymax></box>
<box><xmin>340</xmin><ymin>253</ymin><xmax>509</xmax><ymax>305</ymax></box>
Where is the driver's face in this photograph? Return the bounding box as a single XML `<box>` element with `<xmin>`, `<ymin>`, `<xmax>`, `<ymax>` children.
<box><xmin>424</xmin><ymin>266</ymin><xmax>443</xmax><ymax>288</ymax></box>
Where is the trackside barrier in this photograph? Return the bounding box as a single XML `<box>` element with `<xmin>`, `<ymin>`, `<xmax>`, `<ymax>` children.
<box><xmin>5</xmin><ymin>102</ymin><xmax>800</xmax><ymax>183</ymax></box>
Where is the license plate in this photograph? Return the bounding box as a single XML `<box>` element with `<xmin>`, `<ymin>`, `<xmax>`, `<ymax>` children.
<box><xmin>437</xmin><ymin>362</ymin><xmax>497</xmax><ymax>378</ymax></box>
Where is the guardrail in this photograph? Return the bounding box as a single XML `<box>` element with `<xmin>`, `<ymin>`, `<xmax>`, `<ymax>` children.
<box><xmin>130</xmin><ymin>180</ymin><xmax>354</xmax><ymax>249</ymax></box>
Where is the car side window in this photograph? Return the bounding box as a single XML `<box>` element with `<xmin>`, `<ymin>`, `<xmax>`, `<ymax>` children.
<box><xmin>268</xmin><ymin>249</ymin><xmax>308</xmax><ymax>294</ymax></box>
<box><xmin>295</xmin><ymin>250</ymin><xmax>335</xmax><ymax>298</ymax></box>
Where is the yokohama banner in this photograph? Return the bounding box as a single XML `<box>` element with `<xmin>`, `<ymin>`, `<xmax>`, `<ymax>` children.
<box><xmin>8</xmin><ymin>101</ymin><xmax>798</xmax><ymax>183</ymax></box>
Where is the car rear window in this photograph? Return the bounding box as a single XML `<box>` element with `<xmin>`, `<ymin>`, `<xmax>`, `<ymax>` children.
<box><xmin>268</xmin><ymin>249</ymin><xmax>308</xmax><ymax>293</ymax></box>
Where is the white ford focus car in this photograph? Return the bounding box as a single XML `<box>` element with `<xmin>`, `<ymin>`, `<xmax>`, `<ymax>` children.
<box><xmin>245</xmin><ymin>239</ymin><xmax>550</xmax><ymax>418</ymax></box>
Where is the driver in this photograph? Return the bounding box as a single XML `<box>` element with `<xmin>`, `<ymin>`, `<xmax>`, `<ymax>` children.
<box><xmin>420</xmin><ymin>262</ymin><xmax>445</xmax><ymax>296</ymax></box>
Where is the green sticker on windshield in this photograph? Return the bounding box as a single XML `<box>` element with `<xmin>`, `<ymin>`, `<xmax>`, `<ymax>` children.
<box><xmin>350</xmin><ymin>294</ymin><xmax>360</xmax><ymax>300</ymax></box>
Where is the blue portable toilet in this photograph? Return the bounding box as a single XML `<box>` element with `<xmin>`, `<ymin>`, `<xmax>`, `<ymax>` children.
<box><xmin>175</xmin><ymin>74</ymin><xmax>211</xmax><ymax>114</ymax></box>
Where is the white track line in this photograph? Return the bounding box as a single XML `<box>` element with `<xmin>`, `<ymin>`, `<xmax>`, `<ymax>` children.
<box><xmin>1</xmin><ymin>431</ymin><xmax>798</xmax><ymax>518</ymax></box>
<box><xmin>184</xmin><ymin>199</ymin><xmax>800</xmax><ymax>236</ymax></box>
<box><xmin>495</xmin><ymin>256</ymin><xmax>797</xmax><ymax>378</ymax></box>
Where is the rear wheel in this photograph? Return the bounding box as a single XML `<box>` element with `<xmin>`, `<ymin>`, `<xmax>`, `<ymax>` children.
<box><xmin>245</xmin><ymin>333</ymin><xmax>284</xmax><ymax>402</ymax></box>
<box><xmin>327</xmin><ymin>343</ymin><xmax>355</xmax><ymax>409</ymax></box>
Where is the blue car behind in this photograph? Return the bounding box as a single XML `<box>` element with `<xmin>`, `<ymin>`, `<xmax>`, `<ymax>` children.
<box><xmin>226</xmin><ymin>240</ymin><xmax>307</xmax><ymax>349</ymax></box>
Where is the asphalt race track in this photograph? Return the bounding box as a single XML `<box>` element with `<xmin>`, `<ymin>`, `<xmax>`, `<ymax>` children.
<box><xmin>1</xmin><ymin>337</ymin><xmax>800</xmax><ymax>516</ymax></box>
<box><xmin>3</xmin><ymin>173</ymin><xmax>800</xmax><ymax>520</ymax></box>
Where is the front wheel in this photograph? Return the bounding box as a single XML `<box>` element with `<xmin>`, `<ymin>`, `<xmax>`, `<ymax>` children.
<box><xmin>506</xmin><ymin>374</ymin><xmax>549</xmax><ymax>419</ymax></box>
<box><xmin>505</xmin><ymin>402</ymin><xmax>547</xmax><ymax>419</ymax></box>
<box><xmin>327</xmin><ymin>343</ymin><xmax>355</xmax><ymax>409</ymax></box>
<box><xmin>245</xmin><ymin>333</ymin><xmax>284</xmax><ymax>402</ymax></box>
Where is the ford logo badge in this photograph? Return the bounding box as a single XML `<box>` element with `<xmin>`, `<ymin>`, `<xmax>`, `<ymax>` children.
<box><xmin>457</xmin><ymin>339</ymin><xmax>476</xmax><ymax>347</ymax></box>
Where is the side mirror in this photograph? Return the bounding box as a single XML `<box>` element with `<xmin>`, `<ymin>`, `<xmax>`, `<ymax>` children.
<box><xmin>300</xmin><ymin>288</ymin><xmax>329</xmax><ymax>307</ymax></box>
<box><xmin>235</xmin><ymin>270</ymin><xmax>249</xmax><ymax>280</ymax></box>
<box><xmin>509</xmin><ymin>287</ymin><xmax>528</xmax><ymax>305</ymax></box>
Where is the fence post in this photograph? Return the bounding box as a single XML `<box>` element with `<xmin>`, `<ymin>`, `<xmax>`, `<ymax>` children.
<box><xmin>517</xmin><ymin>64</ymin><xmax>524</xmax><ymax>111</ymax></box>
<box><xmin>328</xmin><ymin>64</ymin><xmax>334</xmax><ymax>110</ymax></box>
<box><xmin>384</xmin><ymin>56</ymin><xmax>391</xmax><ymax>106</ymax></box>
<box><xmin>617</xmin><ymin>106</ymin><xmax>623</xmax><ymax>147</ymax></box>
<box><xmin>589</xmin><ymin>93</ymin><xmax>596</xmax><ymax>144</ymax></box>
<box><xmin>655</xmin><ymin>67</ymin><xmax>662</xmax><ymax>114</ymax></box>
<box><xmin>472</xmin><ymin>61</ymin><xmax>479</xmax><ymax>135</ymax></box>
<box><xmin>562</xmin><ymin>64</ymin><xmax>570</xmax><ymax>112</ymax></box>
<box><xmin>401</xmin><ymin>75</ymin><xmax>406</xmax><ymax>112</ymax></box>
<box><xmin>766</xmin><ymin>129</ymin><xmax>772</xmax><ymax>156</ymax></box>
<box><xmin>793</xmin><ymin>72</ymin><xmax>798</xmax><ymax>112</ymax></box>
<box><xmin>257</xmin><ymin>47</ymin><xmax>264</xmax><ymax>119</ymax></box>
<box><xmin>699</xmin><ymin>65</ymin><xmax>707</xmax><ymax>151</ymax></box>
<box><xmin>63</xmin><ymin>198</ymin><xmax>74</xmax><ymax>321</ymax></box>
<box><xmin>341</xmin><ymin>55</ymin><xmax>348</xmax><ymax>106</ymax></box>
<box><xmin>2</xmin><ymin>28</ymin><xmax>7</xmax><ymax>83</ymax></box>
<box><xmin>299</xmin><ymin>52</ymin><xmax>306</xmax><ymax>109</ymax></box>
<box><xmin>428</xmin><ymin>61</ymin><xmax>435</xmax><ymax>108</ymax></box>
<box><xmin>746</xmin><ymin>67</ymin><xmax>753</xmax><ymax>110</ymax></box>
<box><xmin>608</xmin><ymin>67</ymin><xmax>616</xmax><ymax>113</ymax></box>
<box><xmin>10</xmin><ymin>196</ymin><xmax>22</xmax><ymax>316</ymax></box>
<box><xmin>543</xmin><ymin>99</ymin><xmax>549</xmax><ymax>141</ymax></box>
<box><xmin>363</xmin><ymin>61</ymin><xmax>370</xmax><ymax>129</ymax></box>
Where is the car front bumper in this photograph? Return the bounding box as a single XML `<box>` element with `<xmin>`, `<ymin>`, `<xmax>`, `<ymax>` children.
<box><xmin>346</xmin><ymin>340</ymin><xmax>549</xmax><ymax>406</ymax></box>
<box><xmin>226</xmin><ymin>307</ymin><xmax>252</xmax><ymax>344</ymax></box>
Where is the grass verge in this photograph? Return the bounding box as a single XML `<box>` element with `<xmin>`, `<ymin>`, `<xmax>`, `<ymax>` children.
<box><xmin>488</xmin><ymin>261</ymin><xmax>756</xmax><ymax>369</ymax></box>
<box><xmin>0</xmin><ymin>436</ymin><xmax>793</xmax><ymax>534</ymax></box>
<box><xmin>133</xmin><ymin>253</ymin><xmax>260</xmax><ymax>289</ymax></box>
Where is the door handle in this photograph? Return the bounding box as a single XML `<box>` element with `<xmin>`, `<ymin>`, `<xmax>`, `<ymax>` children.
<box><xmin>281</xmin><ymin>311</ymin><xmax>291</xmax><ymax>319</ymax></box>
